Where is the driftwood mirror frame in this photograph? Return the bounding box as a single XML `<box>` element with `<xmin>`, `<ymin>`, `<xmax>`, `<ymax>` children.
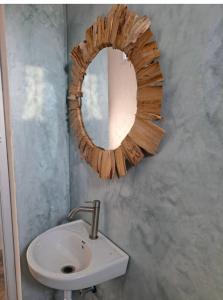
<box><xmin>69</xmin><ymin>4</ymin><xmax>165</xmax><ymax>180</ymax></box>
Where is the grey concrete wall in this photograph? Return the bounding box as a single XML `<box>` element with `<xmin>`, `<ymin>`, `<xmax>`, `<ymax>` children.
<box><xmin>68</xmin><ymin>4</ymin><xmax>223</xmax><ymax>300</ymax></box>
<box><xmin>5</xmin><ymin>5</ymin><xmax>69</xmax><ymax>300</ymax></box>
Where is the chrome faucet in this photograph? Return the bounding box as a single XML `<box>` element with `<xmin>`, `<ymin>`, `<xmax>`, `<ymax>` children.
<box><xmin>67</xmin><ymin>200</ymin><xmax>100</xmax><ymax>240</ymax></box>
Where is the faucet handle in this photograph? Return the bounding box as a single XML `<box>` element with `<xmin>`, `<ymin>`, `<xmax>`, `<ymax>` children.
<box><xmin>84</xmin><ymin>200</ymin><xmax>100</xmax><ymax>207</ymax></box>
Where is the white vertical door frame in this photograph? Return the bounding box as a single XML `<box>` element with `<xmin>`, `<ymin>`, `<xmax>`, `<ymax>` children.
<box><xmin>0</xmin><ymin>5</ymin><xmax>22</xmax><ymax>300</ymax></box>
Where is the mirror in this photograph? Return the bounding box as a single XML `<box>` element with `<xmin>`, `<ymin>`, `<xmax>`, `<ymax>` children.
<box><xmin>69</xmin><ymin>4</ymin><xmax>165</xmax><ymax>179</ymax></box>
<box><xmin>82</xmin><ymin>47</ymin><xmax>137</xmax><ymax>150</ymax></box>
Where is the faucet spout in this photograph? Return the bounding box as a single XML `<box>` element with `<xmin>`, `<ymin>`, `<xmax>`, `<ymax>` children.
<box><xmin>67</xmin><ymin>200</ymin><xmax>100</xmax><ymax>240</ymax></box>
<box><xmin>67</xmin><ymin>207</ymin><xmax>93</xmax><ymax>221</ymax></box>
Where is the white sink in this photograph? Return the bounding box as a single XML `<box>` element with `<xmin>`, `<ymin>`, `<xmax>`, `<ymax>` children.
<box><xmin>26</xmin><ymin>220</ymin><xmax>129</xmax><ymax>291</ymax></box>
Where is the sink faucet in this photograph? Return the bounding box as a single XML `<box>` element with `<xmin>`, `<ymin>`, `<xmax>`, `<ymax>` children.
<box><xmin>67</xmin><ymin>200</ymin><xmax>100</xmax><ymax>240</ymax></box>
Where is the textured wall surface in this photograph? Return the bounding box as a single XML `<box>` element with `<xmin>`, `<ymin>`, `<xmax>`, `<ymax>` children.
<box><xmin>68</xmin><ymin>4</ymin><xmax>223</xmax><ymax>300</ymax></box>
<box><xmin>5</xmin><ymin>5</ymin><xmax>69</xmax><ymax>300</ymax></box>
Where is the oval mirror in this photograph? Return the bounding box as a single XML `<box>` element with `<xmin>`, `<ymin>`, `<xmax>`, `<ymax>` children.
<box><xmin>82</xmin><ymin>47</ymin><xmax>137</xmax><ymax>150</ymax></box>
<box><xmin>69</xmin><ymin>4</ymin><xmax>165</xmax><ymax>179</ymax></box>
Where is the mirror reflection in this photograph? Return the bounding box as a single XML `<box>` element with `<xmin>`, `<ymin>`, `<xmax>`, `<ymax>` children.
<box><xmin>82</xmin><ymin>47</ymin><xmax>137</xmax><ymax>150</ymax></box>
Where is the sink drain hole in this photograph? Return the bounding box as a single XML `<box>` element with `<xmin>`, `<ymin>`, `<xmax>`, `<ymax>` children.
<box><xmin>61</xmin><ymin>265</ymin><xmax>75</xmax><ymax>274</ymax></box>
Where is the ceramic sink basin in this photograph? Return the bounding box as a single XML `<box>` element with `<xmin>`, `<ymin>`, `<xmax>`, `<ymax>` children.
<box><xmin>26</xmin><ymin>220</ymin><xmax>129</xmax><ymax>291</ymax></box>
